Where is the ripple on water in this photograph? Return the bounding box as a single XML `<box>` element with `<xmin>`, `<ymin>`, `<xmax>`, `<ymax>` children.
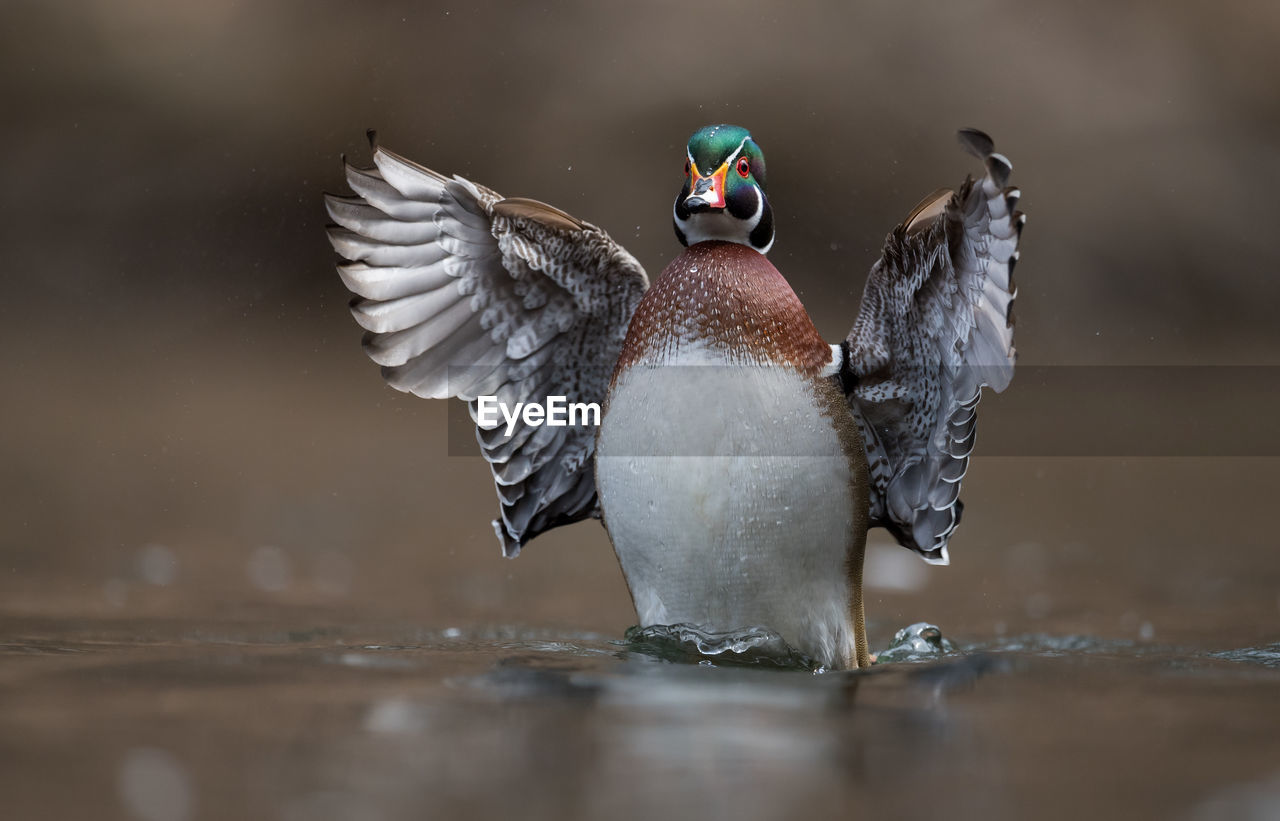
<box><xmin>1208</xmin><ymin>643</ymin><xmax>1280</xmax><ymax>669</ymax></box>
<box><xmin>975</xmin><ymin>633</ymin><xmax>1140</xmax><ymax>656</ymax></box>
<box><xmin>619</xmin><ymin>622</ymin><xmax>963</xmax><ymax>670</ymax></box>
<box><xmin>624</xmin><ymin>623</ymin><xmax>820</xmax><ymax>670</ymax></box>
<box><xmin>619</xmin><ymin>622</ymin><xmax>1280</xmax><ymax>674</ymax></box>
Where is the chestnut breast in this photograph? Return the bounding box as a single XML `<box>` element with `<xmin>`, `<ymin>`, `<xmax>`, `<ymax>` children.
<box><xmin>612</xmin><ymin>241</ymin><xmax>831</xmax><ymax>379</ymax></box>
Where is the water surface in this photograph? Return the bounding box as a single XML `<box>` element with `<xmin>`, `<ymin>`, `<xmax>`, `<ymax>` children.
<box><xmin>4</xmin><ymin>616</ymin><xmax>1278</xmax><ymax>821</ymax></box>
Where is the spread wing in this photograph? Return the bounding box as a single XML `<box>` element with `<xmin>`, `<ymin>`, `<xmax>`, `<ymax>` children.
<box><xmin>840</xmin><ymin>128</ymin><xmax>1023</xmax><ymax>565</ymax></box>
<box><xmin>326</xmin><ymin>134</ymin><xmax>648</xmax><ymax>557</ymax></box>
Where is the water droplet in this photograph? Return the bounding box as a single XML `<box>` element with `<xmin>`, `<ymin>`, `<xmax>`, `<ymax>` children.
<box><xmin>102</xmin><ymin>579</ymin><xmax>128</xmax><ymax>608</ymax></box>
<box><xmin>247</xmin><ymin>546</ymin><xmax>292</xmax><ymax>592</ymax></box>
<box><xmin>119</xmin><ymin>748</ymin><xmax>191</xmax><ymax>821</ymax></box>
<box><xmin>311</xmin><ymin>550</ymin><xmax>351</xmax><ymax>597</ymax></box>
<box><xmin>365</xmin><ymin>698</ymin><xmax>426</xmax><ymax>734</ymax></box>
<box><xmin>865</xmin><ymin>541</ymin><xmax>928</xmax><ymax>593</ymax></box>
<box><xmin>137</xmin><ymin>544</ymin><xmax>177</xmax><ymax>587</ymax></box>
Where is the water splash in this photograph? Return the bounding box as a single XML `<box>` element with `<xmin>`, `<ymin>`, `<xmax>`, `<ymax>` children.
<box><xmin>624</xmin><ymin>623</ymin><xmax>819</xmax><ymax>670</ymax></box>
<box><xmin>875</xmin><ymin>622</ymin><xmax>958</xmax><ymax>664</ymax></box>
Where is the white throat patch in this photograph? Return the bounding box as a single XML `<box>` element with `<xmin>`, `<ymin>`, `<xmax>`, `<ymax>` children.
<box><xmin>674</xmin><ymin>185</ymin><xmax>771</xmax><ymax>253</ymax></box>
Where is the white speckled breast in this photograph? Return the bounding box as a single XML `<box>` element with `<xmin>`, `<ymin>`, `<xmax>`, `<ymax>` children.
<box><xmin>595</xmin><ymin>350</ymin><xmax>859</xmax><ymax>668</ymax></box>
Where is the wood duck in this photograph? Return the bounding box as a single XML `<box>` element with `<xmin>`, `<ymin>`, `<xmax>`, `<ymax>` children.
<box><xmin>326</xmin><ymin>125</ymin><xmax>1023</xmax><ymax>670</ymax></box>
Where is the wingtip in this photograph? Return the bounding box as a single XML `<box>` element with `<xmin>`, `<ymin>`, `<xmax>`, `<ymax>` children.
<box><xmin>986</xmin><ymin>153</ymin><xmax>1013</xmax><ymax>186</ymax></box>
<box><xmin>492</xmin><ymin>518</ymin><xmax>523</xmax><ymax>558</ymax></box>
<box><xmin>958</xmin><ymin>129</ymin><xmax>1013</xmax><ymax>186</ymax></box>
<box><xmin>323</xmin><ymin>222</ymin><xmax>351</xmax><ymax>252</ymax></box>
<box><xmin>366</xmin><ymin>128</ymin><xmax>379</xmax><ymax>150</ymax></box>
<box><xmin>957</xmin><ymin>128</ymin><xmax>995</xmax><ymax>159</ymax></box>
<box><xmin>321</xmin><ymin>192</ymin><xmax>343</xmax><ymax>222</ymax></box>
<box><xmin>921</xmin><ymin>544</ymin><xmax>951</xmax><ymax>566</ymax></box>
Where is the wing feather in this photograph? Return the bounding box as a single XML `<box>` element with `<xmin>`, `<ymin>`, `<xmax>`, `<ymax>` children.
<box><xmin>324</xmin><ymin>194</ymin><xmax>441</xmax><ymax>245</ymax></box>
<box><xmin>360</xmin><ymin>296</ymin><xmax>478</xmax><ymax>368</ymax></box>
<box><xmin>349</xmin><ymin>281</ymin><xmax>466</xmax><ymax>334</ymax></box>
<box><xmin>382</xmin><ymin>321</ymin><xmax>507</xmax><ymax>399</ymax></box>
<box><xmin>343</xmin><ymin>164</ymin><xmax>437</xmax><ymax>221</ymax></box>
<box><xmin>842</xmin><ymin>128</ymin><xmax>1022</xmax><ymax>564</ymax></box>
<box><xmin>327</xmin><ymin>136</ymin><xmax>648</xmax><ymax>556</ymax></box>
<box><xmin>328</xmin><ymin>227</ymin><xmax>449</xmax><ymax>268</ymax></box>
<box><xmin>338</xmin><ymin>260</ymin><xmax>458</xmax><ymax>301</ymax></box>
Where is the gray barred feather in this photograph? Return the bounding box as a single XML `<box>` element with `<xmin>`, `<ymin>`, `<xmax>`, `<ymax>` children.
<box><xmin>326</xmin><ymin>138</ymin><xmax>648</xmax><ymax>557</ymax></box>
<box><xmin>842</xmin><ymin>128</ymin><xmax>1022</xmax><ymax>565</ymax></box>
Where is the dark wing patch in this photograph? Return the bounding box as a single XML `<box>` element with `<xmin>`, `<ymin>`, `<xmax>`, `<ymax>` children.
<box><xmin>493</xmin><ymin>198</ymin><xmax>586</xmax><ymax>233</ymax></box>
<box><xmin>903</xmin><ymin>188</ymin><xmax>954</xmax><ymax>235</ymax></box>
<box><xmin>326</xmin><ymin>138</ymin><xmax>648</xmax><ymax>556</ymax></box>
<box><xmin>841</xmin><ymin>128</ymin><xmax>1022</xmax><ymax>564</ymax></box>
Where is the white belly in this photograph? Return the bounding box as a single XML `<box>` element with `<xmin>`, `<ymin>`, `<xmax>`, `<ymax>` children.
<box><xmin>596</xmin><ymin>359</ymin><xmax>858</xmax><ymax>668</ymax></box>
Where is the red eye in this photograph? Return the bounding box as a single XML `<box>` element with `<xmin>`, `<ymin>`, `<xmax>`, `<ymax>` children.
<box><xmin>736</xmin><ymin>157</ymin><xmax>751</xmax><ymax>178</ymax></box>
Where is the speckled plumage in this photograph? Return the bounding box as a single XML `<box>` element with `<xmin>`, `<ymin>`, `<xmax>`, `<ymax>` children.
<box><xmin>613</xmin><ymin>241</ymin><xmax>829</xmax><ymax>376</ymax></box>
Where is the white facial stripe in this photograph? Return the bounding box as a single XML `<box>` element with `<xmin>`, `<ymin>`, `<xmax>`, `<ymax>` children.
<box><xmin>744</xmin><ymin>187</ymin><xmax>775</xmax><ymax>253</ymax></box>
<box><xmin>747</xmin><ymin>188</ymin><xmax>774</xmax><ymax>254</ymax></box>
<box><xmin>747</xmin><ymin>186</ymin><xmax>762</xmax><ymax>224</ymax></box>
<box><xmin>723</xmin><ymin>136</ymin><xmax>750</xmax><ymax>168</ymax></box>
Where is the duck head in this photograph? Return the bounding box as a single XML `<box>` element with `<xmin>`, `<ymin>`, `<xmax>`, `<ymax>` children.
<box><xmin>673</xmin><ymin>124</ymin><xmax>774</xmax><ymax>254</ymax></box>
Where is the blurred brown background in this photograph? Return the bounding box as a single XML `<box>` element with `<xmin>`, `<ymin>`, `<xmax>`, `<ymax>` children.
<box><xmin>2</xmin><ymin>0</ymin><xmax>1278</xmax><ymax>648</ymax></box>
